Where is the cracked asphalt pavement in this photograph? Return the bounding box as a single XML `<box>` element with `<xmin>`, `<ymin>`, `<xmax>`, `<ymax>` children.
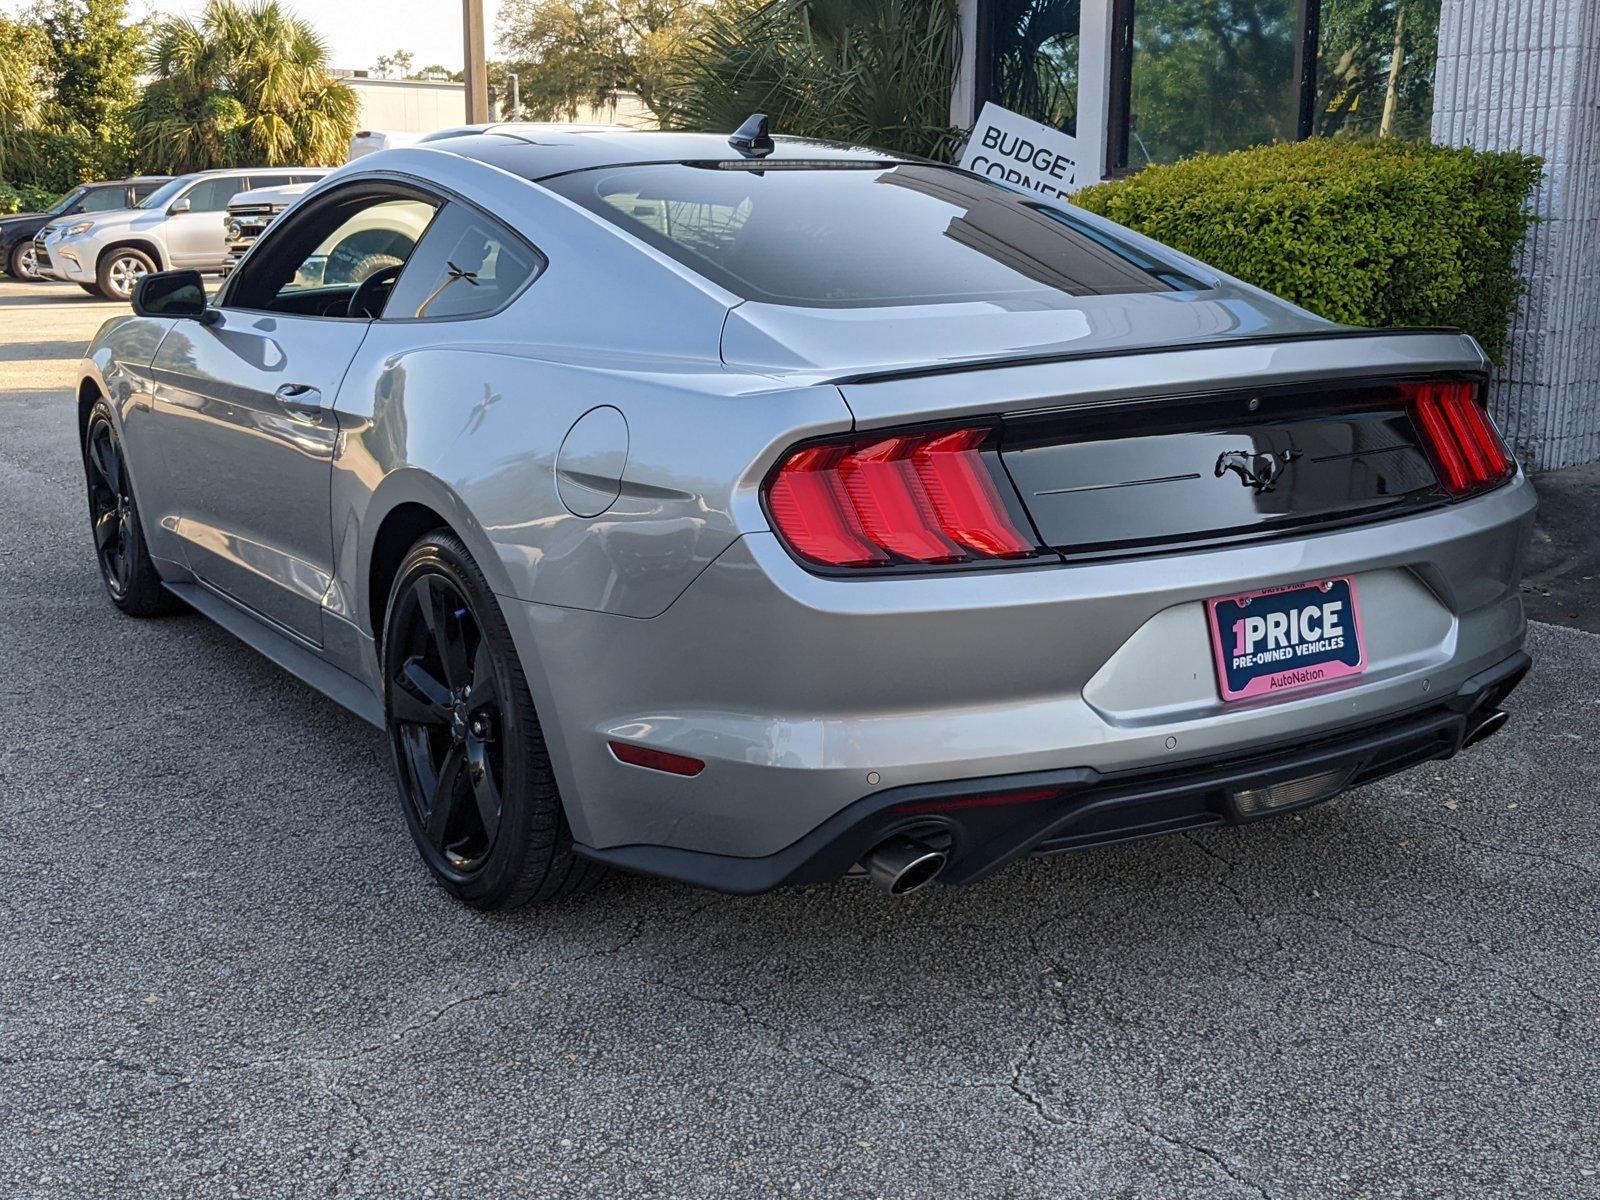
<box><xmin>2</xmin><ymin>279</ymin><xmax>1599</xmax><ymax>1198</ymax></box>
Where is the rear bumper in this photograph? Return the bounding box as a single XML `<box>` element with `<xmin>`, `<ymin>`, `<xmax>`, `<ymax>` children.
<box><xmin>576</xmin><ymin>650</ymin><xmax>1530</xmax><ymax>892</ymax></box>
<box><xmin>506</xmin><ymin>472</ymin><xmax>1533</xmax><ymax>870</ymax></box>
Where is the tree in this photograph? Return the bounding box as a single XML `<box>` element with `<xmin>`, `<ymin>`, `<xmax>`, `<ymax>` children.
<box><xmin>1315</xmin><ymin>0</ymin><xmax>1439</xmax><ymax>141</ymax></box>
<box><xmin>497</xmin><ymin>0</ymin><xmax>700</xmax><ymax>120</ymax></box>
<box><xmin>0</xmin><ymin>16</ymin><xmax>51</xmax><ymax>181</ymax></box>
<box><xmin>38</xmin><ymin>0</ymin><xmax>145</xmax><ymax>160</ymax></box>
<box><xmin>129</xmin><ymin>0</ymin><xmax>359</xmax><ymax>172</ymax></box>
<box><xmin>373</xmin><ymin>48</ymin><xmax>416</xmax><ymax>79</ymax></box>
<box><xmin>657</xmin><ymin>0</ymin><xmax>963</xmax><ymax>160</ymax></box>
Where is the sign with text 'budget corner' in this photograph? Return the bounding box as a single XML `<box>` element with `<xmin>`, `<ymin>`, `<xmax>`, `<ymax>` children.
<box><xmin>959</xmin><ymin>103</ymin><xmax>1085</xmax><ymax>199</ymax></box>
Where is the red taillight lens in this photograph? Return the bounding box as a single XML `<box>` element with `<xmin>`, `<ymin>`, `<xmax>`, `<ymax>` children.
<box><xmin>608</xmin><ymin>741</ymin><xmax>705</xmax><ymax>777</ymax></box>
<box><xmin>1404</xmin><ymin>381</ymin><xmax>1513</xmax><ymax>497</ymax></box>
<box><xmin>765</xmin><ymin>425</ymin><xmax>1040</xmax><ymax>569</ymax></box>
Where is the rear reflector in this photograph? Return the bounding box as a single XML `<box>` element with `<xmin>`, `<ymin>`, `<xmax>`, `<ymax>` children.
<box><xmin>1403</xmin><ymin>381</ymin><xmax>1513</xmax><ymax>497</ymax></box>
<box><xmin>608</xmin><ymin>741</ymin><xmax>705</xmax><ymax>777</ymax></box>
<box><xmin>765</xmin><ymin>425</ymin><xmax>1039</xmax><ymax>569</ymax></box>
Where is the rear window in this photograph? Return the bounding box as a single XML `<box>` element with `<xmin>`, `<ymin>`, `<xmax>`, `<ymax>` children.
<box><xmin>545</xmin><ymin>162</ymin><xmax>1203</xmax><ymax>308</ymax></box>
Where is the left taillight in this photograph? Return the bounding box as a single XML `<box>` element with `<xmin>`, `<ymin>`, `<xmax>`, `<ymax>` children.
<box><xmin>764</xmin><ymin>425</ymin><xmax>1042</xmax><ymax>570</ymax></box>
<box><xmin>1404</xmin><ymin>381</ymin><xmax>1515</xmax><ymax>497</ymax></box>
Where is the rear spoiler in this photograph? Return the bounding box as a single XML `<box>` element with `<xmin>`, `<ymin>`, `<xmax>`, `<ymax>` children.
<box><xmin>830</xmin><ymin>326</ymin><xmax>1470</xmax><ymax>387</ymax></box>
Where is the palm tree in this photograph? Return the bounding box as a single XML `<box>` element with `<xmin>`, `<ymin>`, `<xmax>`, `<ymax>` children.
<box><xmin>129</xmin><ymin>0</ymin><xmax>358</xmax><ymax>172</ymax></box>
<box><xmin>657</xmin><ymin>0</ymin><xmax>962</xmax><ymax>161</ymax></box>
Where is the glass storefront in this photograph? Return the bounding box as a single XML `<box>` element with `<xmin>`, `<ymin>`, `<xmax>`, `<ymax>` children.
<box><xmin>973</xmin><ymin>0</ymin><xmax>1441</xmax><ymax>174</ymax></box>
<box><xmin>982</xmin><ymin>0</ymin><xmax>1083</xmax><ymax>136</ymax></box>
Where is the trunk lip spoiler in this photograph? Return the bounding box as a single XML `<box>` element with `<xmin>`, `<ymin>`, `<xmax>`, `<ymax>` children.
<box><xmin>828</xmin><ymin>326</ymin><xmax>1476</xmax><ymax>387</ymax></box>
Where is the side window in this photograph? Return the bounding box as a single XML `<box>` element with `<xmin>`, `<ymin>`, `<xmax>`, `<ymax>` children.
<box><xmin>181</xmin><ymin>176</ymin><xmax>247</xmax><ymax>213</ymax></box>
<box><xmin>79</xmin><ymin>188</ymin><xmax>128</xmax><ymax>213</ymax></box>
<box><xmin>132</xmin><ymin>182</ymin><xmax>164</xmax><ymax>203</ymax></box>
<box><xmin>248</xmin><ymin>173</ymin><xmax>296</xmax><ymax>191</ymax></box>
<box><xmin>382</xmin><ymin>202</ymin><xmax>542</xmax><ymax>320</ymax></box>
<box><xmin>225</xmin><ymin>189</ymin><xmax>439</xmax><ymax>318</ymax></box>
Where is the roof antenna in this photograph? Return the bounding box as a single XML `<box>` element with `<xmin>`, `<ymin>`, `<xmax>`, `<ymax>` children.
<box><xmin>729</xmin><ymin>113</ymin><xmax>774</xmax><ymax>158</ymax></box>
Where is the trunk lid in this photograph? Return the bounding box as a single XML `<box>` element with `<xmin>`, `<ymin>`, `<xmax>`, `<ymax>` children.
<box><xmin>720</xmin><ymin>289</ymin><xmax>1333</xmax><ymax>379</ymax></box>
<box><xmin>826</xmin><ymin>329</ymin><xmax>1491</xmax><ymax>560</ymax></box>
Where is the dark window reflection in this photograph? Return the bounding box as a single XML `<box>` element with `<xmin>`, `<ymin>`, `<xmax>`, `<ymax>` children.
<box><xmin>1127</xmin><ymin>0</ymin><xmax>1302</xmax><ymax>166</ymax></box>
<box><xmin>549</xmin><ymin>163</ymin><xmax>1204</xmax><ymax>308</ymax></box>
<box><xmin>988</xmin><ymin>0</ymin><xmax>1083</xmax><ymax>134</ymax></box>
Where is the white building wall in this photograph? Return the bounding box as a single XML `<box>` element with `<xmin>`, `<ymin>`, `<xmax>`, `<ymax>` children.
<box><xmin>1433</xmin><ymin>0</ymin><xmax>1600</xmax><ymax>469</ymax></box>
<box><xmin>344</xmin><ymin>78</ymin><xmax>468</xmax><ymax>133</ymax></box>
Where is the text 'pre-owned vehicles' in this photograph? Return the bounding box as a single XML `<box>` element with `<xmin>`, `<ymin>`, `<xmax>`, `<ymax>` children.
<box><xmin>1</xmin><ymin>177</ymin><xmax>170</xmax><ymax>282</ymax></box>
<box><xmin>78</xmin><ymin>120</ymin><xmax>1534</xmax><ymax>909</ymax></box>
<box><xmin>40</xmin><ymin>167</ymin><xmax>330</xmax><ymax>299</ymax></box>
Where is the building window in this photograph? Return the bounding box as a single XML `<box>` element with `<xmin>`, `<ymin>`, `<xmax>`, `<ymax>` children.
<box><xmin>1315</xmin><ymin>0</ymin><xmax>1440</xmax><ymax>139</ymax></box>
<box><xmin>979</xmin><ymin>0</ymin><xmax>1084</xmax><ymax>135</ymax></box>
<box><xmin>1105</xmin><ymin>0</ymin><xmax>1440</xmax><ymax>173</ymax></box>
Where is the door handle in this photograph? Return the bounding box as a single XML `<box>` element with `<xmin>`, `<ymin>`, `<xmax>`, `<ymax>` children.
<box><xmin>274</xmin><ymin>383</ymin><xmax>325</xmax><ymax>424</ymax></box>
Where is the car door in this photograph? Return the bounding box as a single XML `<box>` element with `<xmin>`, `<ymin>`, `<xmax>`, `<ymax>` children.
<box><xmin>148</xmin><ymin>184</ymin><xmax>441</xmax><ymax>644</ymax></box>
<box><xmin>162</xmin><ymin>176</ymin><xmax>248</xmax><ymax>269</ymax></box>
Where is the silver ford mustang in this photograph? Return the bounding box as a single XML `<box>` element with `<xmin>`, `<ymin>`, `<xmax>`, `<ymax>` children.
<box><xmin>77</xmin><ymin>123</ymin><xmax>1534</xmax><ymax>908</ymax></box>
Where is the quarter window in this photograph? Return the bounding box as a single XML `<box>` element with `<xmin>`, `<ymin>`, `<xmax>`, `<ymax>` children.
<box><xmin>382</xmin><ymin>203</ymin><xmax>541</xmax><ymax>320</ymax></box>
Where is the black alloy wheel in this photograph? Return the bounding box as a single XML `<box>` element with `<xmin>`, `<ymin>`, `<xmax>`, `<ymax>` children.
<box><xmin>388</xmin><ymin>570</ymin><xmax>507</xmax><ymax>874</ymax></box>
<box><xmin>382</xmin><ymin>532</ymin><xmax>599</xmax><ymax>908</ymax></box>
<box><xmin>83</xmin><ymin>403</ymin><xmax>173</xmax><ymax>616</ymax></box>
<box><xmin>85</xmin><ymin>416</ymin><xmax>135</xmax><ymax>598</ymax></box>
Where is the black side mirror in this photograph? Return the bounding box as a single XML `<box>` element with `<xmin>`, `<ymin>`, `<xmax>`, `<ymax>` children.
<box><xmin>132</xmin><ymin>269</ymin><xmax>217</xmax><ymax>323</ymax></box>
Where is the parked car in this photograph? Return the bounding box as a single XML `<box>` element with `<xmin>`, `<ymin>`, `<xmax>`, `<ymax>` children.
<box><xmin>221</xmin><ymin>182</ymin><xmax>318</xmax><ymax>276</ymax></box>
<box><xmin>0</xmin><ymin>177</ymin><xmax>170</xmax><ymax>282</ymax></box>
<box><xmin>40</xmin><ymin>167</ymin><xmax>330</xmax><ymax>299</ymax></box>
<box><xmin>223</xmin><ymin>179</ymin><xmax>431</xmax><ymax>282</ymax></box>
<box><xmin>347</xmin><ymin>130</ymin><xmax>421</xmax><ymax>160</ymax></box>
<box><xmin>77</xmin><ymin>124</ymin><xmax>1533</xmax><ymax>910</ymax></box>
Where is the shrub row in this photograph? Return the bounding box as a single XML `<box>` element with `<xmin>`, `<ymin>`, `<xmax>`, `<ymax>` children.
<box><xmin>1072</xmin><ymin>138</ymin><xmax>1543</xmax><ymax>364</ymax></box>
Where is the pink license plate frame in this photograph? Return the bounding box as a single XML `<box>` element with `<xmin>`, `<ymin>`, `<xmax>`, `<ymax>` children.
<box><xmin>1206</xmin><ymin>576</ymin><xmax>1368</xmax><ymax>703</ymax></box>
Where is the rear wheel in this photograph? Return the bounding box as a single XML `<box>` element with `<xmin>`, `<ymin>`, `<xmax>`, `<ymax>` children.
<box><xmin>96</xmin><ymin>247</ymin><xmax>155</xmax><ymax>301</ymax></box>
<box><xmin>382</xmin><ymin>532</ymin><xmax>601</xmax><ymax>909</ymax></box>
<box><xmin>83</xmin><ymin>400</ymin><xmax>176</xmax><ymax>616</ymax></box>
<box><xmin>8</xmin><ymin>241</ymin><xmax>40</xmax><ymax>281</ymax></box>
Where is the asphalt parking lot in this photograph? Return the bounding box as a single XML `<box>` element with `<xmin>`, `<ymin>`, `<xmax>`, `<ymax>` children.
<box><xmin>1</xmin><ymin>276</ymin><xmax>1598</xmax><ymax>1199</ymax></box>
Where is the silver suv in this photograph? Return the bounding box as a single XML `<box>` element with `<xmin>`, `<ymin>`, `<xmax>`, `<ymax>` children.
<box><xmin>38</xmin><ymin>167</ymin><xmax>329</xmax><ymax>299</ymax></box>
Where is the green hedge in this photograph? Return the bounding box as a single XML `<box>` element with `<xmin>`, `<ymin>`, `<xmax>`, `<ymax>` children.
<box><xmin>0</xmin><ymin>180</ymin><xmax>61</xmax><ymax>215</ymax></box>
<box><xmin>1073</xmin><ymin>139</ymin><xmax>1543</xmax><ymax>364</ymax></box>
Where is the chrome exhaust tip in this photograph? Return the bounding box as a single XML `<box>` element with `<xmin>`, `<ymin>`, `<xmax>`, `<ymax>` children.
<box><xmin>865</xmin><ymin>835</ymin><xmax>948</xmax><ymax>895</ymax></box>
<box><xmin>1463</xmin><ymin>708</ymin><xmax>1510</xmax><ymax>749</ymax></box>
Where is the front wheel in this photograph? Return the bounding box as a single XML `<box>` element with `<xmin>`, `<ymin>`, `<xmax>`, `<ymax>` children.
<box><xmin>96</xmin><ymin>247</ymin><xmax>156</xmax><ymax>301</ymax></box>
<box><xmin>8</xmin><ymin>241</ymin><xmax>41</xmax><ymax>281</ymax></box>
<box><xmin>83</xmin><ymin>400</ymin><xmax>176</xmax><ymax>616</ymax></box>
<box><xmin>382</xmin><ymin>532</ymin><xmax>601</xmax><ymax>909</ymax></box>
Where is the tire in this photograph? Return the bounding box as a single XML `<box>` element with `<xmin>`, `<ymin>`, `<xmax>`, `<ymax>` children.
<box><xmin>382</xmin><ymin>531</ymin><xmax>602</xmax><ymax>909</ymax></box>
<box><xmin>96</xmin><ymin>246</ymin><xmax>157</xmax><ymax>302</ymax></box>
<box><xmin>83</xmin><ymin>399</ymin><xmax>177</xmax><ymax>617</ymax></box>
<box><xmin>8</xmin><ymin>240</ymin><xmax>41</xmax><ymax>281</ymax></box>
<box><xmin>80</xmin><ymin>283</ymin><xmax>104</xmax><ymax>297</ymax></box>
<box><xmin>326</xmin><ymin>250</ymin><xmax>403</xmax><ymax>288</ymax></box>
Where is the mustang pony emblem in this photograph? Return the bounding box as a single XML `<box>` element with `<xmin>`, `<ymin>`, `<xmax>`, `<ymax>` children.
<box><xmin>1215</xmin><ymin>449</ymin><xmax>1300</xmax><ymax>493</ymax></box>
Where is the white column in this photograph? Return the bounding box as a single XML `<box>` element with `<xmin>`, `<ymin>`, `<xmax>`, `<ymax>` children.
<box><xmin>952</xmin><ymin>0</ymin><xmax>980</xmax><ymax>129</ymax></box>
<box><xmin>1075</xmin><ymin>0</ymin><xmax>1116</xmax><ymax>183</ymax></box>
<box><xmin>1432</xmin><ymin>0</ymin><xmax>1600</xmax><ymax>469</ymax></box>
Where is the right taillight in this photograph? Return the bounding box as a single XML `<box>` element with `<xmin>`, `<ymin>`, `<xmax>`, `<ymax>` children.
<box><xmin>764</xmin><ymin>425</ymin><xmax>1041</xmax><ymax>570</ymax></box>
<box><xmin>1403</xmin><ymin>381</ymin><xmax>1514</xmax><ymax>497</ymax></box>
